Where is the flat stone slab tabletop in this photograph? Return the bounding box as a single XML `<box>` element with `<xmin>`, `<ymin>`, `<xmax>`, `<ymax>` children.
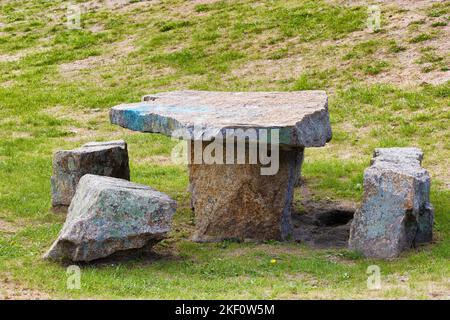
<box><xmin>110</xmin><ymin>90</ymin><xmax>332</xmax><ymax>241</ymax></box>
<box><xmin>110</xmin><ymin>90</ymin><xmax>331</xmax><ymax>147</ymax></box>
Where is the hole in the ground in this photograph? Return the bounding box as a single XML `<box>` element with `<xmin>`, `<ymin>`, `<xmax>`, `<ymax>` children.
<box><xmin>314</xmin><ymin>210</ymin><xmax>354</xmax><ymax>227</ymax></box>
<box><xmin>292</xmin><ymin>207</ymin><xmax>356</xmax><ymax>248</ymax></box>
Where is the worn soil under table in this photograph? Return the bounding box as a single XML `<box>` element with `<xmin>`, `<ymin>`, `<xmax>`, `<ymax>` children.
<box><xmin>292</xmin><ymin>184</ymin><xmax>357</xmax><ymax>248</ymax></box>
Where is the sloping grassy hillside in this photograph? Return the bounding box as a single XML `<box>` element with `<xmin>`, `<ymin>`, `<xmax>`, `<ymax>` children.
<box><xmin>0</xmin><ymin>0</ymin><xmax>449</xmax><ymax>299</ymax></box>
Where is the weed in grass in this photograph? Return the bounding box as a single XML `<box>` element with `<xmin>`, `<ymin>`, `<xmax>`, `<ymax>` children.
<box><xmin>431</xmin><ymin>21</ymin><xmax>447</xmax><ymax>27</ymax></box>
<box><xmin>389</xmin><ymin>43</ymin><xmax>407</xmax><ymax>53</ymax></box>
<box><xmin>409</xmin><ymin>33</ymin><xmax>433</xmax><ymax>43</ymax></box>
<box><xmin>426</xmin><ymin>3</ymin><xmax>450</xmax><ymax>18</ymax></box>
<box><xmin>417</xmin><ymin>52</ymin><xmax>443</xmax><ymax>64</ymax></box>
<box><xmin>158</xmin><ymin>21</ymin><xmax>193</xmax><ymax>33</ymax></box>
<box><xmin>361</xmin><ymin>61</ymin><xmax>389</xmax><ymax>75</ymax></box>
<box><xmin>408</xmin><ymin>20</ymin><xmax>426</xmax><ymax>26</ymax></box>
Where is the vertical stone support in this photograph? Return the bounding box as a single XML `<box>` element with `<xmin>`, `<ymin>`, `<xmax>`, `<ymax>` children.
<box><xmin>188</xmin><ymin>141</ymin><xmax>304</xmax><ymax>242</ymax></box>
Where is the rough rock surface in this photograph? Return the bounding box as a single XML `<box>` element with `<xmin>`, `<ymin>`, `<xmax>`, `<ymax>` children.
<box><xmin>44</xmin><ymin>174</ymin><xmax>176</xmax><ymax>262</ymax></box>
<box><xmin>189</xmin><ymin>142</ymin><xmax>303</xmax><ymax>242</ymax></box>
<box><xmin>51</xmin><ymin>140</ymin><xmax>130</xmax><ymax>209</ymax></box>
<box><xmin>349</xmin><ymin>147</ymin><xmax>434</xmax><ymax>258</ymax></box>
<box><xmin>110</xmin><ymin>90</ymin><xmax>332</xmax><ymax>147</ymax></box>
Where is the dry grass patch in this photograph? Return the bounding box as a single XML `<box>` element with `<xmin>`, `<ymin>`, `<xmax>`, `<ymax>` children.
<box><xmin>231</xmin><ymin>56</ymin><xmax>304</xmax><ymax>82</ymax></box>
<box><xmin>0</xmin><ymin>219</ymin><xmax>20</xmax><ymax>233</ymax></box>
<box><xmin>59</xmin><ymin>37</ymin><xmax>136</xmax><ymax>74</ymax></box>
<box><xmin>40</xmin><ymin>105</ymin><xmax>132</xmax><ymax>143</ymax></box>
<box><xmin>135</xmin><ymin>155</ymin><xmax>174</xmax><ymax>166</ymax></box>
<box><xmin>42</xmin><ymin>105</ymin><xmax>107</xmax><ymax>123</ymax></box>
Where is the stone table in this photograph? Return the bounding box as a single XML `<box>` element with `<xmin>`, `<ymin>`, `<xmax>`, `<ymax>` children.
<box><xmin>110</xmin><ymin>90</ymin><xmax>331</xmax><ymax>241</ymax></box>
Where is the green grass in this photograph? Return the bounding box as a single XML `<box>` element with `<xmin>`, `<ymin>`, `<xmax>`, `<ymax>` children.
<box><xmin>426</xmin><ymin>2</ymin><xmax>450</xmax><ymax>18</ymax></box>
<box><xmin>0</xmin><ymin>0</ymin><xmax>449</xmax><ymax>299</ymax></box>
<box><xmin>389</xmin><ymin>42</ymin><xmax>407</xmax><ymax>53</ymax></box>
<box><xmin>409</xmin><ymin>33</ymin><xmax>433</xmax><ymax>43</ymax></box>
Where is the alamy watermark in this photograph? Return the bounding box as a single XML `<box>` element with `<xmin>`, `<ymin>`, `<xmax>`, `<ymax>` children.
<box><xmin>170</xmin><ymin>125</ymin><xmax>280</xmax><ymax>175</ymax></box>
<box><xmin>367</xmin><ymin>5</ymin><xmax>381</xmax><ymax>32</ymax></box>
<box><xmin>367</xmin><ymin>265</ymin><xmax>381</xmax><ymax>290</ymax></box>
<box><xmin>66</xmin><ymin>265</ymin><xmax>81</xmax><ymax>290</ymax></box>
<box><xmin>66</xmin><ymin>3</ymin><xmax>81</xmax><ymax>30</ymax></box>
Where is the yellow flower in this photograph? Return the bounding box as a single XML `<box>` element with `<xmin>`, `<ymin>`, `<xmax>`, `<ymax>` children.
<box><xmin>270</xmin><ymin>259</ymin><xmax>277</xmax><ymax>264</ymax></box>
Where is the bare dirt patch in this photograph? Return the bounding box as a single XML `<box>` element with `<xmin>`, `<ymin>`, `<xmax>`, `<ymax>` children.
<box><xmin>232</xmin><ymin>56</ymin><xmax>305</xmax><ymax>82</ymax></box>
<box><xmin>83</xmin><ymin>0</ymin><xmax>159</xmax><ymax>11</ymax></box>
<box><xmin>0</xmin><ymin>276</ymin><xmax>49</xmax><ymax>300</ymax></box>
<box><xmin>0</xmin><ymin>46</ymin><xmax>52</xmax><ymax>63</ymax></box>
<box><xmin>0</xmin><ymin>53</ymin><xmax>23</xmax><ymax>63</ymax></box>
<box><xmin>59</xmin><ymin>55</ymin><xmax>111</xmax><ymax>73</ymax></box>
<box><xmin>0</xmin><ymin>80</ymin><xmax>17</xmax><ymax>88</ymax></box>
<box><xmin>11</xmin><ymin>132</ymin><xmax>32</xmax><ymax>139</ymax></box>
<box><xmin>292</xmin><ymin>182</ymin><xmax>358</xmax><ymax>248</ymax></box>
<box><xmin>221</xmin><ymin>181</ymin><xmax>359</xmax><ymax>251</ymax></box>
<box><xmin>43</xmin><ymin>105</ymin><xmax>107</xmax><ymax>123</ymax></box>
<box><xmin>136</xmin><ymin>155</ymin><xmax>173</xmax><ymax>166</ymax></box>
<box><xmin>88</xmin><ymin>23</ymin><xmax>105</xmax><ymax>33</ymax></box>
<box><xmin>41</xmin><ymin>105</ymin><xmax>133</xmax><ymax>142</ymax></box>
<box><xmin>332</xmin><ymin>0</ymin><xmax>443</xmax><ymax>10</ymax></box>
<box><xmin>171</xmin><ymin>0</ymin><xmax>220</xmax><ymax>15</ymax></box>
<box><xmin>58</xmin><ymin>37</ymin><xmax>136</xmax><ymax>77</ymax></box>
<box><xmin>192</xmin><ymin>0</ymin><xmax>219</xmax><ymax>3</ymax></box>
<box><xmin>0</xmin><ymin>219</ymin><xmax>20</xmax><ymax>233</ymax></box>
<box><xmin>292</xmin><ymin>207</ymin><xmax>354</xmax><ymax>248</ymax></box>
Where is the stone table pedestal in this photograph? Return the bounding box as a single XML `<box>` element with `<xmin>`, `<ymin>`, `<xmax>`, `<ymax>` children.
<box><xmin>110</xmin><ymin>90</ymin><xmax>331</xmax><ymax>242</ymax></box>
<box><xmin>188</xmin><ymin>141</ymin><xmax>304</xmax><ymax>241</ymax></box>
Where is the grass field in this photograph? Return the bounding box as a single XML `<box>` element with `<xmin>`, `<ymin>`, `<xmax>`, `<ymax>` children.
<box><xmin>0</xmin><ymin>0</ymin><xmax>449</xmax><ymax>299</ymax></box>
